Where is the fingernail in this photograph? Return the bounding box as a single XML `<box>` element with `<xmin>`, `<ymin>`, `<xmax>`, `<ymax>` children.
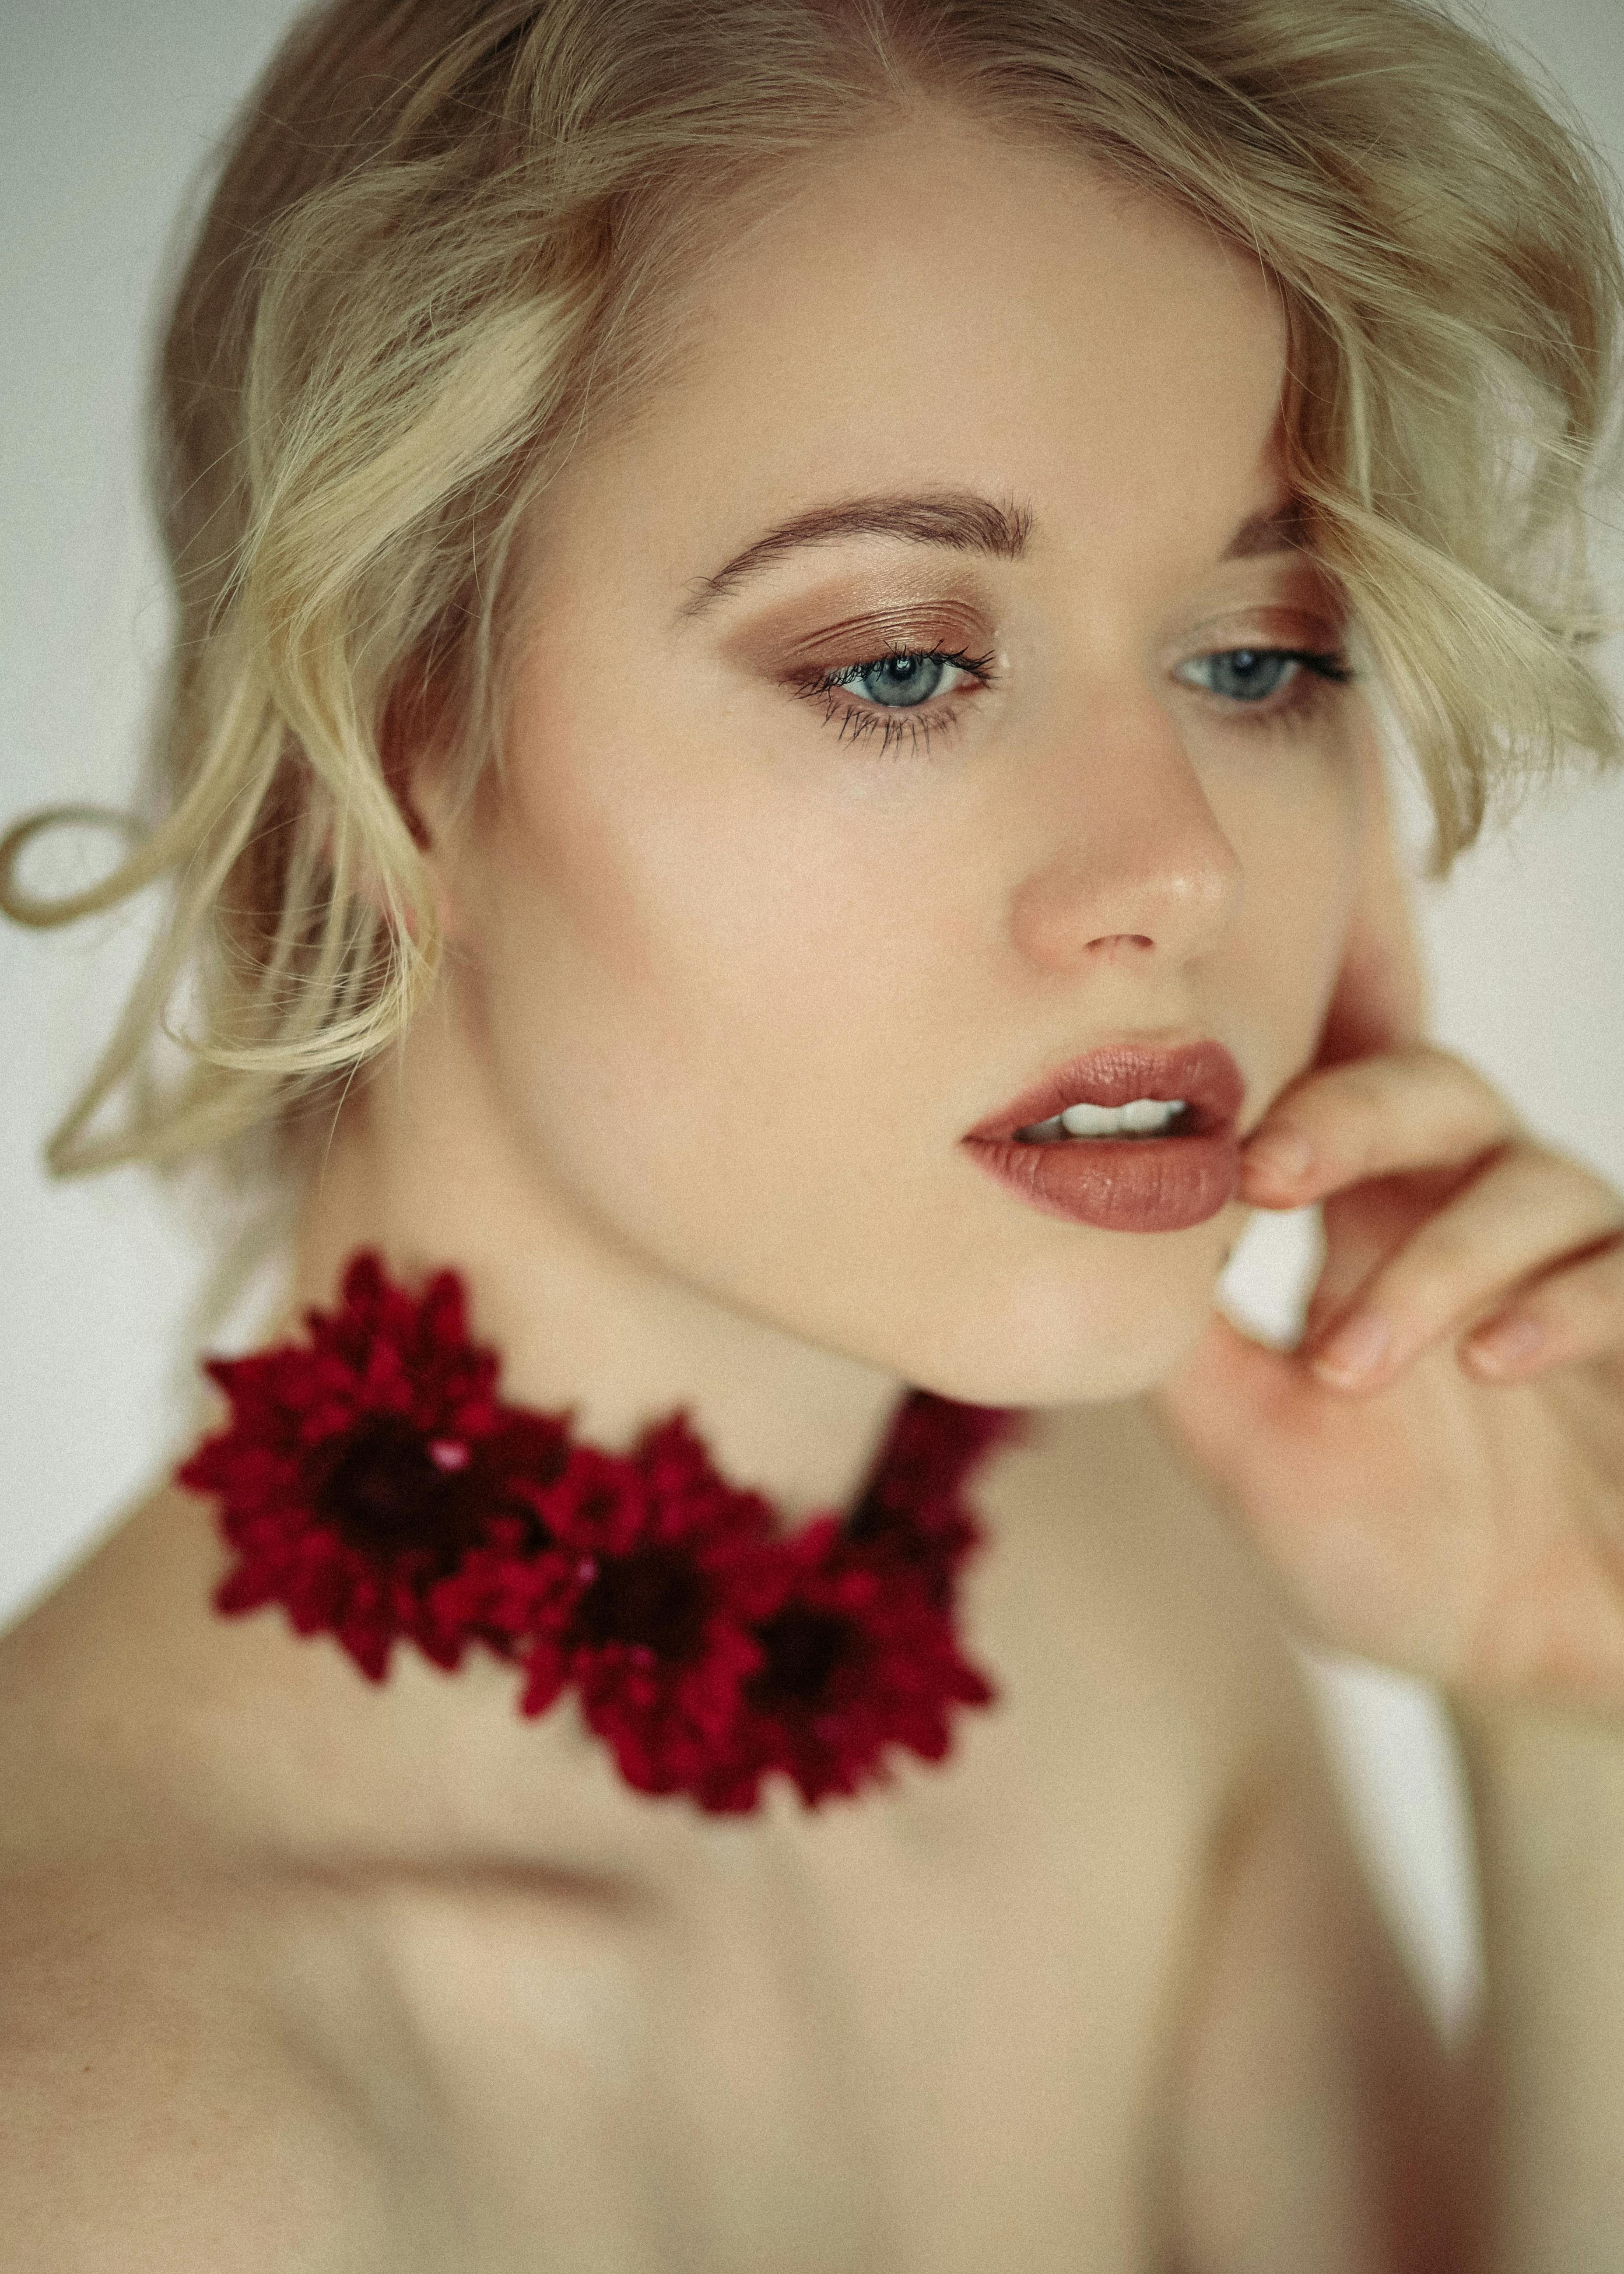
<box><xmin>1312</xmin><ymin>1311</ymin><xmax>1392</xmax><ymax>1386</ymax></box>
<box><xmin>1244</xmin><ymin>1129</ymin><xmax>1313</xmax><ymax>1185</ymax></box>
<box><xmin>1468</xmin><ymin>1315</ymin><xmax>1544</xmax><ymax>1376</ymax></box>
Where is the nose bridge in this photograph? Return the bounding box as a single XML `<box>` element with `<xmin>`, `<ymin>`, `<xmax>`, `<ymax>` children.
<box><xmin>1008</xmin><ymin>699</ymin><xmax>1244</xmax><ymax>971</ymax></box>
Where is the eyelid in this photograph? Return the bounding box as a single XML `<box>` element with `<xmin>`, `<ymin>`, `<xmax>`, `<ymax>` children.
<box><xmin>786</xmin><ymin>608</ymin><xmax>993</xmax><ymax>667</ymax></box>
<box><xmin>723</xmin><ymin>588</ymin><xmax>996</xmax><ymax>679</ymax></box>
<box><xmin>1165</xmin><ymin>595</ymin><xmax>1351</xmax><ymax>665</ymax></box>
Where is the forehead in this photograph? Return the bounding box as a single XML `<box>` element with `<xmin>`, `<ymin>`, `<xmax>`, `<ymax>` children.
<box><xmin>543</xmin><ymin>108</ymin><xmax>1289</xmax><ymax>592</ymax></box>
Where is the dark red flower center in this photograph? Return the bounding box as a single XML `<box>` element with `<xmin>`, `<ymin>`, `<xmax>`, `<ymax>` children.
<box><xmin>843</xmin><ymin>1493</ymin><xmax>877</xmax><ymax>1541</ymax></box>
<box><xmin>315</xmin><ymin>1414</ymin><xmax>478</xmax><ymax>1559</ymax></box>
<box><xmin>748</xmin><ymin>1603</ymin><xmax>861</xmax><ymax>1710</ymax></box>
<box><xmin>572</xmin><ymin>1543</ymin><xmax>712</xmax><ymax>1661</ymax></box>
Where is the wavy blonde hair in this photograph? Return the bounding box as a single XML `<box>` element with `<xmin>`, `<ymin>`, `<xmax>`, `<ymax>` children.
<box><xmin>4</xmin><ymin>0</ymin><xmax>1621</xmax><ymax>1178</ymax></box>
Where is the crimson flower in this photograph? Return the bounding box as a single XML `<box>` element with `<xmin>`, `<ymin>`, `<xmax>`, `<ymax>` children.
<box><xmin>692</xmin><ymin>1502</ymin><xmax>999</xmax><ymax>1814</ymax></box>
<box><xmin>179</xmin><ymin>1253</ymin><xmax>570</xmax><ymax>1681</ymax></box>
<box><xmin>179</xmin><ymin>1254</ymin><xmax>1016</xmax><ymax>1814</ymax></box>
<box><xmin>495</xmin><ymin>1416</ymin><xmax>778</xmax><ymax>1799</ymax></box>
<box><xmin>844</xmin><ymin>1391</ymin><xmax>1021</xmax><ymax>1603</ymax></box>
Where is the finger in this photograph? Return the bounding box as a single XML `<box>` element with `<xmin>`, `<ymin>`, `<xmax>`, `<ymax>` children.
<box><xmin>1465</xmin><ymin>1233</ymin><xmax>1624</xmax><ymax>1381</ymax></box>
<box><xmin>1305</xmin><ymin>1146</ymin><xmax>1624</xmax><ymax>1390</ymax></box>
<box><xmin>1240</xmin><ymin>1044</ymin><xmax>1516</xmax><ymax>1208</ymax></box>
<box><xmin>1303</xmin><ymin>1167</ymin><xmax>1469</xmax><ymax>1343</ymax></box>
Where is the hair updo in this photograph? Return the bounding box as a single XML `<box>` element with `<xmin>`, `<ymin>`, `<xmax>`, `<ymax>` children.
<box><xmin>4</xmin><ymin>0</ymin><xmax>1620</xmax><ymax>1177</ymax></box>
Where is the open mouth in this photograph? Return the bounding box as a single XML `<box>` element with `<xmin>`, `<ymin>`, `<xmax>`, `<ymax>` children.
<box><xmin>962</xmin><ymin>1040</ymin><xmax>1245</xmax><ymax>1232</ymax></box>
<box><xmin>1015</xmin><ymin>1097</ymin><xmax>1193</xmax><ymax>1143</ymax></box>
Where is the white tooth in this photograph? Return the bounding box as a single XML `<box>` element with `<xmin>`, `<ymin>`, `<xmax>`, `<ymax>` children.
<box><xmin>1024</xmin><ymin>1112</ymin><xmax>1069</xmax><ymax>1140</ymax></box>
<box><xmin>1051</xmin><ymin>1096</ymin><xmax>1188</xmax><ymax>1138</ymax></box>
<box><xmin>1122</xmin><ymin>1097</ymin><xmax>1173</xmax><ymax>1132</ymax></box>
<box><xmin>1059</xmin><ymin>1101</ymin><xmax>1116</xmax><ymax>1136</ymax></box>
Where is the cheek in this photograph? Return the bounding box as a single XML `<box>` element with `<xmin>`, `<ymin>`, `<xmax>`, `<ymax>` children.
<box><xmin>1211</xmin><ymin>733</ymin><xmax>1364</xmax><ymax>1095</ymax></box>
<box><xmin>456</xmin><ymin>702</ymin><xmax>944</xmax><ymax>1236</ymax></box>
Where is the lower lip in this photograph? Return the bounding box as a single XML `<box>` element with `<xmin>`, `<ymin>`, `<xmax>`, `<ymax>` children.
<box><xmin>962</xmin><ymin>1128</ymin><xmax>1241</xmax><ymax>1232</ymax></box>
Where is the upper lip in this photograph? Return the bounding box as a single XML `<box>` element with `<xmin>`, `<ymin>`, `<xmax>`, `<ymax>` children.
<box><xmin>963</xmin><ymin>1038</ymin><xmax>1247</xmax><ymax>1144</ymax></box>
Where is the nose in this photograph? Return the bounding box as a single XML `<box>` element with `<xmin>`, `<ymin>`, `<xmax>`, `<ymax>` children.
<box><xmin>1007</xmin><ymin>700</ymin><xmax>1244</xmax><ymax>974</ymax></box>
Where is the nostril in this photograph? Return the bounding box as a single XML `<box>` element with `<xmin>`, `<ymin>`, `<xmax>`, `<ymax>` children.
<box><xmin>1086</xmin><ymin>932</ymin><xmax>1155</xmax><ymax>953</ymax></box>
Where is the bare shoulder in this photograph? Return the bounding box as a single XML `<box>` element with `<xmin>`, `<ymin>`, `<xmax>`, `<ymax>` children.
<box><xmin>1000</xmin><ymin>1401</ymin><xmax>1486</xmax><ymax>2268</ymax></box>
<box><xmin>0</xmin><ymin>1865</ymin><xmax>396</xmax><ymax>2273</ymax></box>
<box><xmin>1004</xmin><ymin>1402</ymin><xmax>1486</xmax><ymax>2270</ymax></box>
<box><xmin>0</xmin><ymin>1527</ymin><xmax>400</xmax><ymax>2273</ymax></box>
<box><xmin>1160</xmin><ymin>1715</ymin><xmax>1485</xmax><ymax>2274</ymax></box>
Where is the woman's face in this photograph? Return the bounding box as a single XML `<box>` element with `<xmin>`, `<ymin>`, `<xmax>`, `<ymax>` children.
<box><xmin>433</xmin><ymin>107</ymin><xmax>1368</xmax><ymax>1406</ymax></box>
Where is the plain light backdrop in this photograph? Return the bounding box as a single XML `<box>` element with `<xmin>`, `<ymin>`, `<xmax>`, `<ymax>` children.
<box><xmin>4</xmin><ymin>0</ymin><xmax>1622</xmax><ymax>2043</ymax></box>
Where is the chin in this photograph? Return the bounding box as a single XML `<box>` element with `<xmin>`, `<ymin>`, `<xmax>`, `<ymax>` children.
<box><xmin>895</xmin><ymin>1209</ymin><xmax>1242</xmax><ymax>1411</ymax></box>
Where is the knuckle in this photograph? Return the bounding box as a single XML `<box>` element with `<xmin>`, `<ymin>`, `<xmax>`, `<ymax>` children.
<box><xmin>1409</xmin><ymin>1040</ymin><xmax>1472</xmax><ymax>1079</ymax></box>
<box><xmin>1310</xmin><ymin>1047</ymin><xmax>1515</xmax><ymax>1176</ymax></box>
<box><xmin>1430</xmin><ymin>1072</ymin><xmax>1517</xmax><ymax>1151</ymax></box>
<box><xmin>1521</xmin><ymin>1157</ymin><xmax>1624</xmax><ymax>1238</ymax></box>
<box><xmin>1313</xmin><ymin>1064</ymin><xmax>1396</xmax><ymax>1157</ymax></box>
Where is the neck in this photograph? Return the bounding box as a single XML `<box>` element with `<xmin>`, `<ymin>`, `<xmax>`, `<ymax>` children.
<box><xmin>119</xmin><ymin>1024</ymin><xmax>1017</xmax><ymax>1867</ymax></box>
<box><xmin>288</xmin><ymin>1024</ymin><xmax>907</xmax><ymax>1532</ymax></box>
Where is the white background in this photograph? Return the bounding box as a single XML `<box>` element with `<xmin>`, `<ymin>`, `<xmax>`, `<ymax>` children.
<box><xmin>4</xmin><ymin>0</ymin><xmax>1622</xmax><ymax>2043</ymax></box>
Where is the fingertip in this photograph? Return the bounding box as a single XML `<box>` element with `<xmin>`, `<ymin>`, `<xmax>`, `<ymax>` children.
<box><xmin>1239</xmin><ymin>1128</ymin><xmax>1315</xmax><ymax>1206</ymax></box>
<box><xmin>1308</xmin><ymin>1309</ymin><xmax>1392</xmax><ymax>1390</ymax></box>
<box><xmin>1242</xmin><ymin>1127</ymin><xmax>1314</xmax><ymax>1184</ymax></box>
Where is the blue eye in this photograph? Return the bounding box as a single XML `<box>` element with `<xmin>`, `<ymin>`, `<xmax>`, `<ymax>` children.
<box><xmin>836</xmin><ymin>652</ymin><xmax>951</xmax><ymax>708</ymax></box>
<box><xmin>796</xmin><ymin>643</ymin><xmax>998</xmax><ymax>757</ymax></box>
<box><xmin>1175</xmin><ymin>647</ymin><xmax>1352</xmax><ymax>704</ymax></box>
<box><xmin>1195</xmin><ymin>649</ymin><xmax>1294</xmax><ymax>702</ymax></box>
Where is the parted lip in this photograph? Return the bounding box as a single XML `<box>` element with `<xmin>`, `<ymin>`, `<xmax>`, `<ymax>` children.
<box><xmin>963</xmin><ymin>1039</ymin><xmax>1246</xmax><ymax>1146</ymax></box>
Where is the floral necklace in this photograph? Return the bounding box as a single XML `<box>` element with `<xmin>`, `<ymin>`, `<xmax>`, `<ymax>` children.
<box><xmin>178</xmin><ymin>1252</ymin><xmax>1021</xmax><ymax>1814</ymax></box>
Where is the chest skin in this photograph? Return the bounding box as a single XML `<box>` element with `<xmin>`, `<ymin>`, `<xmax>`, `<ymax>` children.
<box><xmin>255</xmin><ymin>1401</ymin><xmax>1306</xmax><ymax>2274</ymax></box>
<box><xmin>0</xmin><ymin>1400</ymin><xmax>1320</xmax><ymax>2274</ymax></box>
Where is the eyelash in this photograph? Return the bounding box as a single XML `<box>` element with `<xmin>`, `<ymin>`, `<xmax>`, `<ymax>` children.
<box><xmin>794</xmin><ymin>647</ymin><xmax>999</xmax><ymax>758</ymax></box>
<box><xmin>793</xmin><ymin>643</ymin><xmax>1354</xmax><ymax>757</ymax></box>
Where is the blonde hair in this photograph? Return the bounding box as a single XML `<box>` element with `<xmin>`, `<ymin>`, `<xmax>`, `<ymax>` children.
<box><xmin>4</xmin><ymin>0</ymin><xmax>1621</xmax><ymax>1177</ymax></box>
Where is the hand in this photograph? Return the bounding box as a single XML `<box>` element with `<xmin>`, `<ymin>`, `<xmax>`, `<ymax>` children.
<box><xmin>1157</xmin><ymin>743</ymin><xmax>1624</xmax><ymax>1713</ymax></box>
<box><xmin>1158</xmin><ymin>1048</ymin><xmax>1624</xmax><ymax>1710</ymax></box>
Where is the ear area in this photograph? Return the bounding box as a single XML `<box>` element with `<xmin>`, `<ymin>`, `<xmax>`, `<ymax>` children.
<box><xmin>1314</xmin><ymin>725</ymin><xmax>1430</xmax><ymax>1068</ymax></box>
<box><xmin>378</xmin><ymin>668</ymin><xmax>442</xmax><ymax>853</ymax></box>
<box><xmin>374</xmin><ymin>664</ymin><xmax>463</xmax><ymax>947</ymax></box>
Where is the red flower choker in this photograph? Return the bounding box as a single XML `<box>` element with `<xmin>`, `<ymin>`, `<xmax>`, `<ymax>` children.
<box><xmin>178</xmin><ymin>1253</ymin><xmax>1021</xmax><ymax>1813</ymax></box>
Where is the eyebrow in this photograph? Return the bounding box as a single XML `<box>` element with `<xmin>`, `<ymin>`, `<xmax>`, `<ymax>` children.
<box><xmin>677</xmin><ymin>490</ymin><xmax>1034</xmax><ymax>619</ymax></box>
<box><xmin>677</xmin><ymin>488</ymin><xmax>1308</xmax><ymax>622</ymax></box>
<box><xmin>1222</xmin><ymin>499</ymin><xmax>1309</xmax><ymax>559</ymax></box>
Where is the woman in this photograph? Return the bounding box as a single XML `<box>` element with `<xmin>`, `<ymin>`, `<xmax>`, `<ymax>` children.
<box><xmin>3</xmin><ymin>0</ymin><xmax>1622</xmax><ymax>2265</ymax></box>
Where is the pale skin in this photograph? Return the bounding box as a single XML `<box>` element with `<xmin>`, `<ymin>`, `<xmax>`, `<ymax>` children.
<box><xmin>2</xmin><ymin>103</ymin><xmax>1623</xmax><ymax>2272</ymax></box>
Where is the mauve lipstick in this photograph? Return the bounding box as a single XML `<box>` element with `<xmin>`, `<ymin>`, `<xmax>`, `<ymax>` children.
<box><xmin>962</xmin><ymin>1040</ymin><xmax>1246</xmax><ymax>1233</ymax></box>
